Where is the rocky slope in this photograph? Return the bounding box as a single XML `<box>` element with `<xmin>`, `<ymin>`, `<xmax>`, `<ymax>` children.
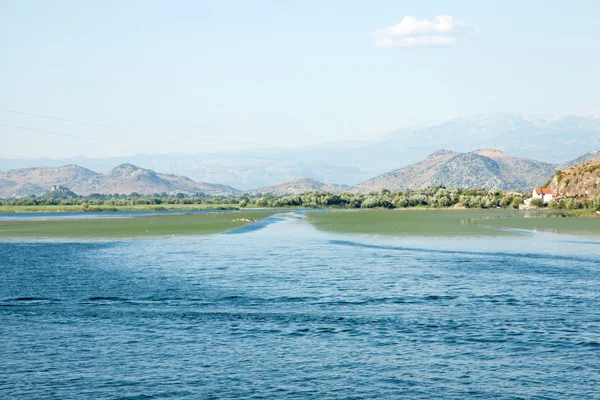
<box><xmin>0</xmin><ymin>165</ymin><xmax>98</xmax><ymax>198</ymax></box>
<box><xmin>0</xmin><ymin>164</ymin><xmax>239</xmax><ymax>198</ymax></box>
<box><xmin>558</xmin><ymin>150</ymin><xmax>600</xmax><ymax>170</ymax></box>
<box><xmin>550</xmin><ymin>157</ymin><xmax>600</xmax><ymax>197</ymax></box>
<box><xmin>353</xmin><ymin>149</ymin><xmax>556</xmax><ymax>192</ymax></box>
<box><xmin>246</xmin><ymin>177</ymin><xmax>349</xmax><ymax>196</ymax></box>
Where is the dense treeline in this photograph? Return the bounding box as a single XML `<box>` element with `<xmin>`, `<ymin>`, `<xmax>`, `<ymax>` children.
<box><xmin>2</xmin><ymin>186</ymin><xmax>599</xmax><ymax>211</ymax></box>
<box><xmin>0</xmin><ymin>187</ymin><xmax>522</xmax><ymax>209</ymax></box>
<box><xmin>547</xmin><ymin>196</ymin><xmax>600</xmax><ymax>211</ymax></box>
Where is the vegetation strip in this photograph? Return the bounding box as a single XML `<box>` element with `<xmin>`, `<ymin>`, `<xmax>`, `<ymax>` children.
<box><xmin>3</xmin><ymin>186</ymin><xmax>599</xmax><ymax>212</ymax></box>
<box><xmin>0</xmin><ymin>212</ymin><xmax>274</xmax><ymax>238</ymax></box>
<box><xmin>307</xmin><ymin>210</ymin><xmax>517</xmax><ymax>236</ymax></box>
<box><xmin>307</xmin><ymin>210</ymin><xmax>600</xmax><ymax>237</ymax></box>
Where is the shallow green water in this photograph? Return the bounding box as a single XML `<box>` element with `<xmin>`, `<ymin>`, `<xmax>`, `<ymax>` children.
<box><xmin>307</xmin><ymin>209</ymin><xmax>600</xmax><ymax>237</ymax></box>
<box><xmin>0</xmin><ymin>212</ymin><xmax>274</xmax><ymax>238</ymax></box>
<box><xmin>1</xmin><ymin>210</ymin><xmax>598</xmax><ymax>239</ymax></box>
<box><xmin>307</xmin><ymin>210</ymin><xmax>519</xmax><ymax>236</ymax></box>
<box><xmin>469</xmin><ymin>213</ymin><xmax>600</xmax><ymax>236</ymax></box>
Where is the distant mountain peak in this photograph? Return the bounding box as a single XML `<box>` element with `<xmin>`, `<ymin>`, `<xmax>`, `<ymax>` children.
<box><xmin>558</xmin><ymin>150</ymin><xmax>600</xmax><ymax>170</ymax></box>
<box><xmin>281</xmin><ymin>177</ymin><xmax>320</xmax><ymax>184</ymax></box>
<box><xmin>472</xmin><ymin>148</ymin><xmax>509</xmax><ymax>157</ymax></box>
<box><xmin>428</xmin><ymin>149</ymin><xmax>458</xmax><ymax>158</ymax></box>
<box><xmin>247</xmin><ymin>177</ymin><xmax>349</xmax><ymax>195</ymax></box>
<box><xmin>113</xmin><ymin>163</ymin><xmax>140</xmax><ymax>170</ymax></box>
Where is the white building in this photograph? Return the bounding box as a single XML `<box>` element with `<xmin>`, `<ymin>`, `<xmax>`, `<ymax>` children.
<box><xmin>532</xmin><ymin>188</ymin><xmax>553</xmax><ymax>203</ymax></box>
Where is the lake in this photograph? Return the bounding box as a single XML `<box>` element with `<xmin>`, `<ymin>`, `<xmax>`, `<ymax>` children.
<box><xmin>1</xmin><ymin>213</ymin><xmax>599</xmax><ymax>399</ymax></box>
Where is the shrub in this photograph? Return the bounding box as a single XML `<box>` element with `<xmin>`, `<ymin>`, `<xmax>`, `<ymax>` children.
<box><xmin>586</xmin><ymin>165</ymin><xmax>600</xmax><ymax>173</ymax></box>
<box><xmin>510</xmin><ymin>196</ymin><xmax>523</xmax><ymax>209</ymax></box>
<box><xmin>590</xmin><ymin>196</ymin><xmax>600</xmax><ymax>211</ymax></box>
<box><xmin>500</xmin><ymin>195</ymin><xmax>513</xmax><ymax>208</ymax></box>
<box><xmin>361</xmin><ymin>197</ymin><xmax>382</xmax><ymax>208</ymax></box>
<box><xmin>392</xmin><ymin>196</ymin><xmax>409</xmax><ymax>208</ymax></box>
<box><xmin>529</xmin><ymin>197</ymin><xmax>544</xmax><ymax>208</ymax></box>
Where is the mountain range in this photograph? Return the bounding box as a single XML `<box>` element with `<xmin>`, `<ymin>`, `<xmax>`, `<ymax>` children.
<box><xmin>1</xmin><ymin>149</ymin><xmax>598</xmax><ymax>198</ymax></box>
<box><xmin>557</xmin><ymin>150</ymin><xmax>600</xmax><ymax>170</ymax></box>
<box><xmin>0</xmin><ymin>164</ymin><xmax>238</xmax><ymax>198</ymax></box>
<box><xmin>2</xmin><ymin>111</ymin><xmax>599</xmax><ymax>190</ymax></box>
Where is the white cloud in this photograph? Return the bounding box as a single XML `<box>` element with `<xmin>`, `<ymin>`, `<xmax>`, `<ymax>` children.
<box><xmin>373</xmin><ymin>15</ymin><xmax>477</xmax><ymax>48</ymax></box>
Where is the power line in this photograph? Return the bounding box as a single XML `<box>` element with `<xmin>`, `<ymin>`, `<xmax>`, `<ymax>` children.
<box><xmin>0</xmin><ymin>150</ymin><xmax>368</xmax><ymax>177</ymax></box>
<box><xmin>0</xmin><ymin>107</ymin><xmax>280</xmax><ymax>148</ymax></box>
<box><xmin>1</xmin><ymin>121</ymin><xmax>370</xmax><ymax>166</ymax></box>
<box><xmin>0</xmin><ymin>123</ymin><xmax>314</xmax><ymax>162</ymax></box>
<box><xmin>0</xmin><ymin>107</ymin><xmax>366</xmax><ymax>164</ymax></box>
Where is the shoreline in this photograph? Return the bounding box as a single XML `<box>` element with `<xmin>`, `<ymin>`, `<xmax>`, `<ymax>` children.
<box><xmin>0</xmin><ymin>205</ymin><xmax>597</xmax><ymax>216</ymax></box>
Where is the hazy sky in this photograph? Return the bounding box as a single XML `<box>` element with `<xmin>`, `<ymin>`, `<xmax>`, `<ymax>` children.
<box><xmin>2</xmin><ymin>0</ymin><xmax>599</xmax><ymax>158</ymax></box>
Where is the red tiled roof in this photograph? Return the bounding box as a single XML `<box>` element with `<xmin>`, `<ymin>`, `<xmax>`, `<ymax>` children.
<box><xmin>534</xmin><ymin>188</ymin><xmax>552</xmax><ymax>195</ymax></box>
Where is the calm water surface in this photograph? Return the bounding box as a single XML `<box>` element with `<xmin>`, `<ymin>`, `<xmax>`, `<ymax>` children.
<box><xmin>1</xmin><ymin>217</ymin><xmax>599</xmax><ymax>399</ymax></box>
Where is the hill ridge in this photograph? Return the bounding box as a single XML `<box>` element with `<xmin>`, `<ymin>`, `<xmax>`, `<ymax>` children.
<box><xmin>550</xmin><ymin>156</ymin><xmax>600</xmax><ymax>197</ymax></box>
<box><xmin>247</xmin><ymin>177</ymin><xmax>349</xmax><ymax>196</ymax></box>
<box><xmin>2</xmin><ymin>149</ymin><xmax>599</xmax><ymax>198</ymax></box>
<box><xmin>0</xmin><ymin>163</ymin><xmax>239</xmax><ymax>198</ymax></box>
<box><xmin>353</xmin><ymin>149</ymin><xmax>555</xmax><ymax>192</ymax></box>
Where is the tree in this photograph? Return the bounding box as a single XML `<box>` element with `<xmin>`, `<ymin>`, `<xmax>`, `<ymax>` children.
<box><xmin>510</xmin><ymin>196</ymin><xmax>523</xmax><ymax>209</ymax></box>
<box><xmin>529</xmin><ymin>197</ymin><xmax>544</xmax><ymax>208</ymax></box>
<box><xmin>500</xmin><ymin>195</ymin><xmax>513</xmax><ymax>208</ymax></box>
<box><xmin>255</xmin><ymin>198</ymin><xmax>268</xmax><ymax>207</ymax></box>
<box><xmin>361</xmin><ymin>197</ymin><xmax>382</xmax><ymax>208</ymax></box>
<box><xmin>590</xmin><ymin>196</ymin><xmax>600</xmax><ymax>211</ymax></box>
<box><xmin>392</xmin><ymin>196</ymin><xmax>409</xmax><ymax>208</ymax></box>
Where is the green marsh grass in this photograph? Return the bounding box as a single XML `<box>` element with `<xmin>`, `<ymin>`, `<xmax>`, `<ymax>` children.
<box><xmin>306</xmin><ymin>209</ymin><xmax>518</xmax><ymax>236</ymax></box>
<box><xmin>0</xmin><ymin>204</ymin><xmax>248</xmax><ymax>213</ymax></box>
<box><xmin>307</xmin><ymin>209</ymin><xmax>600</xmax><ymax>237</ymax></box>
<box><xmin>0</xmin><ymin>212</ymin><xmax>274</xmax><ymax>239</ymax></box>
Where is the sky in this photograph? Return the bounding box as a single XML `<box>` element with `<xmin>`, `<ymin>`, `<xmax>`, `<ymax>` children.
<box><xmin>1</xmin><ymin>0</ymin><xmax>600</xmax><ymax>158</ymax></box>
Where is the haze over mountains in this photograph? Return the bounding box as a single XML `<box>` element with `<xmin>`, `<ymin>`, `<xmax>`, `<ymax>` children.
<box><xmin>2</xmin><ymin>149</ymin><xmax>599</xmax><ymax>198</ymax></box>
<box><xmin>2</xmin><ymin>111</ymin><xmax>599</xmax><ymax>190</ymax></box>
<box><xmin>558</xmin><ymin>150</ymin><xmax>600</xmax><ymax>170</ymax></box>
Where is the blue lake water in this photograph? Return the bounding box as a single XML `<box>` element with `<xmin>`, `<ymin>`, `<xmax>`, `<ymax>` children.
<box><xmin>1</xmin><ymin>217</ymin><xmax>599</xmax><ymax>399</ymax></box>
